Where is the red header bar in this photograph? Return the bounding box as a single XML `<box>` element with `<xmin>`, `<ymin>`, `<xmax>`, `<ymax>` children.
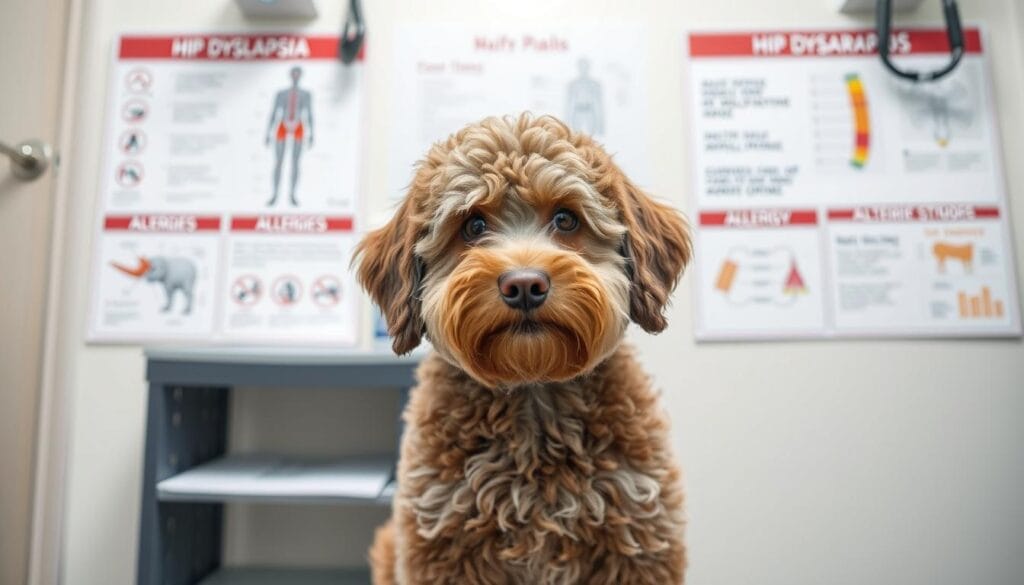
<box><xmin>104</xmin><ymin>214</ymin><xmax>221</xmax><ymax>232</ymax></box>
<box><xmin>828</xmin><ymin>205</ymin><xmax>999</xmax><ymax>223</ymax></box>
<box><xmin>689</xmin><ymin>28</ymin><xmax>982</xmax><ymax>58</ymax></box>
<box><xmin>231</xmin><ymin>215</ymin><xmax>353</xmax><ymax>233</ymax></box>
<box><xmin>118</xmin><ymin>34</ymin><xmax>365</xmax><ymax>61</ymax></box>
<box><xmin>700</xmin><ymin>209</ymin><xmax>817</xmax><ymax>228</ymax></box>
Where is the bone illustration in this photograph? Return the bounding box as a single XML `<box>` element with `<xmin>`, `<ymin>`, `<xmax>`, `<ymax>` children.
<box><xmin>895</xmin><ymin>78</ymin><xmax>975</xmax><ymax>148</ymax></box>
<box><xmin>111</xmin><ymin>256</ymin><xmax>197</xmax><ymax>314</ymax></box>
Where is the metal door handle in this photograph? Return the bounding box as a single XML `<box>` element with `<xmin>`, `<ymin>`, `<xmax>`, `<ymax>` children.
<box><xmin>1</xmin><ymin>139</ymin><xmax>53</xmax><ymax>181</ymax></box>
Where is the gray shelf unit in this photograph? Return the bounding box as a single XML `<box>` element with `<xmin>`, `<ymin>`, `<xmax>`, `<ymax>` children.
<box><xmin>197</xmin><ymin>567</ymin><xmax>372</xmax><ymax>585</ymax></box>
<box><xmin>137</xmin><ymin>348</ymin><xmax>419</xmax><ymax>585</ymax></box>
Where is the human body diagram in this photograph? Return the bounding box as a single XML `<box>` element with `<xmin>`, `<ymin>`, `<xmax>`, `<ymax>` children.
<box><xmin>566</xmin><ymin>58</ymin><xmax>605</xmax><ymax>136</ymax></box>
<box><xmin>265</xmin><ymin>66</ymin><xmax>315</xmax><ymax>206</ymax></box>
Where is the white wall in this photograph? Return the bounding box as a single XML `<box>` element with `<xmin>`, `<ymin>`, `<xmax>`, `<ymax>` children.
<box><xmin>57</xmin><ymin>1</ymin><xmax>1024</xmax><ymax>584</ymax></box>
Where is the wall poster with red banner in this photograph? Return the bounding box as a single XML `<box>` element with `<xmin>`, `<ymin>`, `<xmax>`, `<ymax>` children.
<box><xmin>88</xmin><ymin>33</ymin><xmax>366</xmax><ymax>345</ymax></box>
<box><xmin>686</xmin><ymin>27</ymin><xmax>1021</xmax><ymax>340</ymax></box>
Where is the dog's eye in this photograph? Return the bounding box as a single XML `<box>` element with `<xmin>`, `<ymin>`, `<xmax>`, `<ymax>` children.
<box><xmin>552</xmin><ymin>209</ymin><xmax>579</xmax><ymax>232</ymax></box>
<box><xmin>462</xmin><ymin>215</ymin><xmax>487</xmax><ymax>241</ymax></box>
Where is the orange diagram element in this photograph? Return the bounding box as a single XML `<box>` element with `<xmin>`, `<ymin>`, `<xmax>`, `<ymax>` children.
<box><xmin>111</xmin><ymin>256</ymin><xmax>152</xmax><ymax>278</ymax></box>
<box><xmin>715</xmin><ymin>259</ymin><xmax>738</xmax><ymax>293</ymax></box>
<box><xmin>783</xmin><ymin>261</ymin><xmax>807</xmax><ymax>295</ymax></box>
<box><xmin>276</xmin><ymin>121</ymin><xmax>305</xmax><ymax>141</ymax></box>
<box><xmin>958</xmin><ymin>287</ymin><xmax>1004</xmax><ymax>319</ymax></box>
<box><xmin>933</xmin><ymin>241</ymin><xmax>974</xmax><ymax>273</ymax></box>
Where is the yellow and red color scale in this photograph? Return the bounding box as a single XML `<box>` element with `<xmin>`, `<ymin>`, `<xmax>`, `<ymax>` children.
<box><xmin>846</xmin><ymin>73</ymin><xmax>870</xmax><ymax>169</ymax></box>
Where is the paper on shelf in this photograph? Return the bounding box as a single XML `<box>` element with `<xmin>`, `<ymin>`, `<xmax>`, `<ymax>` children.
<box><xmin>157</xmin><ymin>454</ymin><xmax>394</xmax><ymax>502</ymax></box>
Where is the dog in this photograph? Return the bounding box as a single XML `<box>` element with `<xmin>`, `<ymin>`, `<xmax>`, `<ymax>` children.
<box><xmin>355</xmin><ymin>114</ymin><xmax>691</xmax><ymax>584</ymax></box>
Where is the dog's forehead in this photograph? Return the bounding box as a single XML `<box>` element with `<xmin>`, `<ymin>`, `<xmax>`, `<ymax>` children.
<box><xmin>409</xmin><ymin>117</ymin><xmax>629</xmax><ymax>258</ymax></box>
<box><xmin>426</xmin><ymin>147</ymin><xmax>611</xmax><ymax>233</ymax></box>
<box><xmin>422</xmin><ymin>119</ymin><xmax>597</xmax><ymax>206</ymax></box>
<box><xmin>446</xmin><ymin>155</ymin><xmax>595</xmax><ymax>210</ymax></box>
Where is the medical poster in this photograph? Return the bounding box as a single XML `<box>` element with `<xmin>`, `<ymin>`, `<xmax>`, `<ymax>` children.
<box><xmin>88</xmin><ymin>33</ymin><xmax>365</xmax><ymax>345</ymax></box>
<box><xmin>390</xmin><ymin>25</ymin><xmax>650</xmax><ymax>199</ymax></box>
<box><xmin>687</xmin><ymin>27</ymin><xmax>1021</xmax><ymax>340</ymax></box>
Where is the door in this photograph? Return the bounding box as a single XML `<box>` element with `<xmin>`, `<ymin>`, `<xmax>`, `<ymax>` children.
<box><xmin>0</xmin><ymin>1</ymin><xmax>71</xmax><ymax>584</ymax></box>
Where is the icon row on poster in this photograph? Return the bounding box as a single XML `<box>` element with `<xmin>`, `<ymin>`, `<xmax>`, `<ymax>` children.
<box><xmin>117</xmin><ymin>91</ymin><xmax>149</xmax><ymax>191</ymax></box>
<box><xmin>231</xmin><ymin>274</ymin><xmax>342</xmax><ymax>308</ymax></box>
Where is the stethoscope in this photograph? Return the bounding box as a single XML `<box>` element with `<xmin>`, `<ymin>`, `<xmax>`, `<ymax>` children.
<box><xmin>877</xmin><ymin>0</ymin><xmax>964</xmax><ymax>82</ymax></box>
<box><xmin>339</xmin><ymin>0</ymin><xmax>366</xmax><ymax>65</ymax></box>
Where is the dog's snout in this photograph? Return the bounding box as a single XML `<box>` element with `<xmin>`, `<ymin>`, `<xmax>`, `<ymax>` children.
<box><xmin>498</xmin><ymin>269</ymin><xmax>550</xmax><ymax>310</ymax></box>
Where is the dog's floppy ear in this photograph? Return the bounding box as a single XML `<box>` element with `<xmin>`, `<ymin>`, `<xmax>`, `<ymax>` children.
<box><xmin>614</xmin><ymin>176</ymin><xmax>692</xmax><ymax>333</ymax></box>
<box><xmin>354</xmin><ymin>194</ymin><xmax>425</xmax><ymax>354</ymax></box>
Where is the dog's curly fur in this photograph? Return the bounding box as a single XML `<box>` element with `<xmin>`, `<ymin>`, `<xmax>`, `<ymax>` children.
<box><xmin>356</xmin><ymin>114</ymin><xmax>692</xmax><ymax>584</ymax></box>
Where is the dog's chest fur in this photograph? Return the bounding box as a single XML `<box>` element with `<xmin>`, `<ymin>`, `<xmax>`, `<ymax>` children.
<box><xmin>398</xmin><ymin>349</ymin><xmax>683</xmax><ymax>585</ymax></box>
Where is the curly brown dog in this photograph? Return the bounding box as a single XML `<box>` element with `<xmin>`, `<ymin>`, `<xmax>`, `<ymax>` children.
<box><xmin>356</xmin><ymin>114</ymin><xmax>691</xmax><ymax>584</ymax></box>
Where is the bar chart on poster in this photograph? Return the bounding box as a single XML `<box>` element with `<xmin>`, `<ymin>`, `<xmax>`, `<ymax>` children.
<box><xmin>87</xmin><ymin>33</ymin><xmax>366</xmax><ymax>345</ymax></box>
<box><xmin>686</xmin><ymin>27</ymin><xmax>1022</xmax><ymax>340</ymax></box>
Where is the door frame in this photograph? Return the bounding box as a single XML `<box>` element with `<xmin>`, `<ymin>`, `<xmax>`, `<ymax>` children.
<box><xmin>27</xmin><ymin>0</ymin><xmax>84</xmax><ymax>582</ymax></box>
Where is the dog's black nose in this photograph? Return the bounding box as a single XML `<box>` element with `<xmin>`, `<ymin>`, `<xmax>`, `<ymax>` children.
<box><xmin>498</xmin><ymin>270</ymin><xmax>550</xmax><ymax>310</ymax></box>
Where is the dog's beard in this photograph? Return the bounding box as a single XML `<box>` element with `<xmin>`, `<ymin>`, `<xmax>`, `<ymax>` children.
<box><xmin>424</xmin><ymin>248</ymin><xmax>622</xmax><ymax>388</ymax></box>
<box><xmin>477</xmin><ymin>319</ymin><xmax>589</xmax><ymax>384</ymax></box>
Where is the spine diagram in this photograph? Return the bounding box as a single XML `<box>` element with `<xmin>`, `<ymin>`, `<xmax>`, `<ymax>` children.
<box><xmin>846</xmin><ymin>73</ymin><xmax>870</xmax><ymax>169</ymax></box>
